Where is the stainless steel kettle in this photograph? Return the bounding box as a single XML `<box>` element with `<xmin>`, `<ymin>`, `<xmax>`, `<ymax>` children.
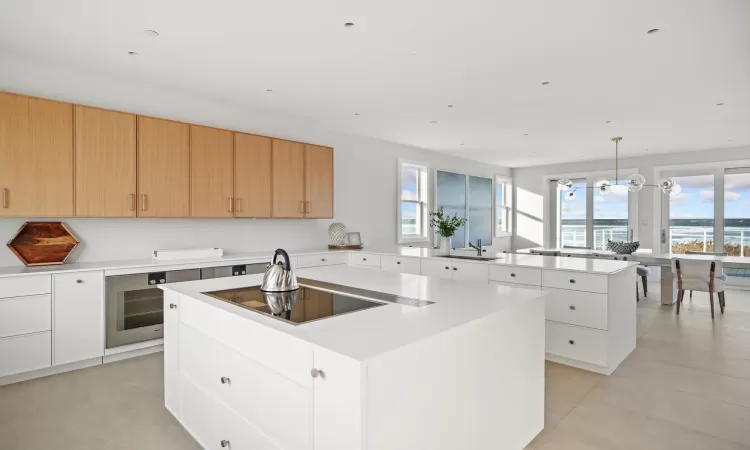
<box><xmin>260</xmin><ymin>249</ymin><xmax>299</xmax><ymax>293</ymax></box>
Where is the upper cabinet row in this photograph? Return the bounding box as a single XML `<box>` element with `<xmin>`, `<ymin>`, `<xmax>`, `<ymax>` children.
<box><xmin>0</xmin><ymin>92</ymin><xmax>333</xmax><ymax>218</ymax></box>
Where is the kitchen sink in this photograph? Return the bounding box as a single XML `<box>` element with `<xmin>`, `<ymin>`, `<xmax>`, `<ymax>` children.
<box><xmin>442</xmin><ymin>255</ymin><xmax>500</xmax><ymax>261</ymax></box>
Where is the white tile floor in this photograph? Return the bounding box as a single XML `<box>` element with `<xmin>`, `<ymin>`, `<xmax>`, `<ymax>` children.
<box><xmin>1</xmin><ymin>283</ymin><xmax>749</xmax><ymax>449</ymax></box>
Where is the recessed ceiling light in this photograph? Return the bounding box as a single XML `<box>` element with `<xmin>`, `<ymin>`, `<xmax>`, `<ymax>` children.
<box><xmin>430</xmin><ymin>121</ymin><xmax>438</xmax><ymax>124</ymax></box>
<box><xmin>541</xmin><ymin>81</ymin><xmax>550</xmax><ymax>86</ymax></box>
<box><xmin>716</xmin><ymin>102</ymin><xmax>724</xmax><ymax>106</ymax></box>
<box><xmin>144</xmin><ymin>30</ymin><xmax>159</xmax><ymax>37</ymax></box>
<box><xmin>344</xmin><ymin>22</ymin><xmax>355</xmax><ymax>28</ymax></box>
<box><xmin>447</xmin><ymin>105</ymin><xmax>454</xmax><ymax>108</ymax></box>
<box><xmin>266</xmin><ymin>89</ymin><xmax>273</xmax><ymax>92</ymax></box>
<box><xmin>128</xmin><ymin>51</ymin><xmax>139</xmax><ymax>56</ymax></box>
<box><xmin>605</xmin><ymin>120</ymin><xmax>612</xmax><ymax>124</ymax></box>
<box><xmin>354</xmin><ymin>113</ymin><xmax>360</xmax><ymax>116</ymax></box>
<box><xmin>647</xmin><ymin>28</ymin><xmax>660</xmax><ymax>34</ymax></box>
<box><xmin>524</xmin><ymin>133</ymin><xmax>529</xmax><ymax>136</ymax></box>
<box><xmin>460</xmin><ymin>143</ymin><xmax>464</xmax><ymax>146</ymax></box>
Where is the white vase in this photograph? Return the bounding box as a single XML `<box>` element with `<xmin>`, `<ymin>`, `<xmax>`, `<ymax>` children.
<box><xmin>438</xmin><ymin>236</ymin><xmax>452</xmax><ymax>256</ymax></box>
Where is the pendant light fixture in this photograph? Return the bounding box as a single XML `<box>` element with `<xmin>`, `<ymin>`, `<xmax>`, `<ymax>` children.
<box><xmin>558</xmin><ymin>137</ymin><xmax>679</xmax><ymax>200</ymax></box>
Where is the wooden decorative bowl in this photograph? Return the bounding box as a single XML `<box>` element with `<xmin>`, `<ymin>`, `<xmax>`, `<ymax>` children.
<box><xmin>328</xmin><ymin>244</ymin><xmax>364</xmax><ymax>250</ymax></box>
<box><xmin>7</xmin><ymin>222</ymin><xmax>80</xmax><ymax>266</ymax></box>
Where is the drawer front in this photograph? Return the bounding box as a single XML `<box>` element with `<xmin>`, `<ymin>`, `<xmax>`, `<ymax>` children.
<box><xmin>349</xmin><ymin>253</ymin><xmax>381</xmax><ymax>267</ymax></box>
<box><xmin>450</xmin><ymin>261</ymin><xmax>489</xmax><ymax>282</ymax></box>
<box><xmin>420</xmin><ymin>259</ymin><xmax>452</xmax><ymax>279</ymax></box>
<box><xmin>0</xmin><ymin>294</ymin><xmax>51</xmax><ymax>338</ymax></box>
<box><xmin>380</xmin><ymin>255</ymin><xmax>421</xmax><ymax>274</ymax></box>
<box><xmin>180</xmin><ymin>296</ymin><xmax>313</xmax><ymax>388</ymax></box>
<box><xmin>180</xmin><ymin>323</ymin><xmax>310</xmax><ymax>450</ymax></box>
<box><xmin>543</xmin><ymin>270</ymin><xmax>608</xmax><ymax>293</ymax></box>
<box><xmin>544</xmin><ymin>288</ymin><xmax>608</xmax><ymax>330</ymax></box>
<box><xmin>0</xmin><ymin>331</ymin><xmax>52</xmax><ymax>377</ymax></box>
<box><xmin>490</xmin><ymin>281</ymin><xmax>542</xmax><ymax>291</ymax></box>
<box><xmin>296</xmin><ymin>252</ymin><xmax>349</xmax><ymax>269</ymax></box>
<box><xmin>489</xmin><ymin>265</ymin><xmax>542</xmax><ymax>286</ymax></box>
<box><xmin>545</xmin><ymin>322</ymin><xmax>607</xmax><ymax>367</ymax></box>
<box><xmin>0</xmin><ymin>275</ymin><xmax>51</xmax><ymax>298</ymax></box>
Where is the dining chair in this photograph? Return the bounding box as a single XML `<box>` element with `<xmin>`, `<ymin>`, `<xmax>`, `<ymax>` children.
<box><xmin>530</xmin><ymin>249</ymin><xmax>561</xmax><ymax>257</ymax></box>
<box><xmin>672</xmin><ymin>258</ymin><xmax>726</xmax><ymax>319</ymax></box>
<box><xmin>593</xmin><ymin>254</ymin><xmax>646</xmax><ymax>301</ymax></box>
<box><xmin>684</xmin><ymin>251</ymin><xmax>727</xmax><ymax>299</ymax></box>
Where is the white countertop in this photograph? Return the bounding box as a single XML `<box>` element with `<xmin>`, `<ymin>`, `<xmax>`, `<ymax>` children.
<box><xmin>160</xmin><ymin>265</ymin><xmax>548</xmax><ymax>361</ymax></box>
<box><xmin>518</xmin><ymin>246</ymin><xmax>750</xmax><ymax>267</ymax></box>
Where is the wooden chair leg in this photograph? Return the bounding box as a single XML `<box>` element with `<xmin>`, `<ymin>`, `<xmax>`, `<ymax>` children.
<box><xmin>642</xmin><ymin>276</ymin><xmax>648</xmax><ymax>297</ymax></box>
<box><xmin>718</xmin><ymin>291</ymin><xmax>725</xmax><ymax>313</ymax></box>
<box><xmin>676</xmin><ymin>289</ymin><xmax>682</xmax><ymax>314</ymax></box>
<box><xmin>636</xmin><ymin>281</ymin><xmax>639</xmax><ymax>302</ymax></box>
<box><xmin>709</xmin><ymin>291</ymin><xmax>715</xmax><ymax>319</ymax></box>
<box><xmin>690</xmin><ymin>290</ymin><xmax>693</xmax><ymax>298</ymax></box>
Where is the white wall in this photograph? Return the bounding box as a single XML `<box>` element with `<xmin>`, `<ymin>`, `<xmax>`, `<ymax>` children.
<box><xmin>511</xmin><ymin>146</ymin><xmax>750</xmax><ymax>251</ymax></box>
<box><xmin>0</xmin><ymin>55</ymin><xmax>511</xmax><ymax>266</ymax></box>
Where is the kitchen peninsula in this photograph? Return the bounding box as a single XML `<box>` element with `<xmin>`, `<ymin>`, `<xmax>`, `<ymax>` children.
<box><xmin>160</xmin><ymin>265</ymin><xmax>547</xmax><ymax>450</ymax></box>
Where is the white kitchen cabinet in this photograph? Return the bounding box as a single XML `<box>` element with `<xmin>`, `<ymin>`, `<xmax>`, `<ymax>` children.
<box><xmin>488</xmin><ymin>265</ymin><xmax>542</xmax><ymax>286</ymax></box>
<box><xmin>53</xmin><ymin>271</ymin><xmax>104</xmax><ymax>365</ymax></box>
<box><xmin>380</xmin><ymin>255</ymin><xmax>421</xmax><ymax>275</ymax></box>
<box><xmin>449</xmin><ymin>260</ymin><xmax>489</xmax><ymax>282</ymax></box>
<box><xmin>349</xmin><ymin>253</ymin><xmax>381</xmax><ymax>268</ymax></box>
<box><xmin>0</xmin><ymin>294</ymin><xmax>51</xmax><ymax>338</ymax></box>
<box><xmin>0</xmin><ymin>332</ymin><xmax>51</xmax><ymax>377</ymax></box>
<box><xmin>297</xmin><ymin>252</ymin><xmax>349</xmax><ymax>269</ymax></box>
<box><xmin>0</xmin><ymin>274</ymin><xmax>51</xmax><ymax>298</ymax></box>
<box><xmin>164</xmin><ymin>291</ymin><xmax>181</xmax><ymax>415</ymax></box>
<box><xmin>420</xmin><ymin>259</ymin><xmax>452</xmax><ymax>279</ymax></box>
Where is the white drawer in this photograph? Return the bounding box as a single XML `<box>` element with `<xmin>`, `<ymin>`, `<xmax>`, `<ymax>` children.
<box><xmin>450</xmin><ymin>261</ymin><xmax>489</xmax><ymax>282</ymax></box>
<box><xmin>490</xmin><ymin>281</ymin><xmax>542</xmax><ymax>291</ymax></box>
<box><xmin>421</xmin><ymin>259</ymin><xmax>452</xmax><ymax>279</ymax></box>
<box><xmin>349</xmin><ymin>253</ymin><xmax>381</xmax><ymax>267</ymax></box>
<box><xmin>179</xmin><ymin>295</ymin><xmax>313</xmax><ymax>388</ymax></box>
<box><xmin>380</xmin><ymin>255</ymin><xmax>421</xmax><ymax>274</ymax></box>
<box><xmin>543</xmin><ymin>270</ymin><xmax>608</xmax><ymax>293</ymax></box>
<box><xmin>0</xmin><ymin>331</ymin><xmax>51</xmax><ymax>377</ymax></box>
<box><xmin>543</xmin><ymin>288</ymin><xmax>608</xmax><ymax>330</ymax></box>
<box><xmin>296</xmin><ymin>252</ymin><xmax>349</xmax><ymax>269</ymax></box>
<box><xmin>489</xmin><ymin>265</ymin><xmax>541</xmax><ymax>286</ymax></box>
<box><xmin>0</xmin><ymin>275</ymin><xmax>51</xmax><ymax>298</ymax></box>
<box><xmin>0</xmin><ymin>294</ymin><xmax>51</xmax><ymax>338</ymax></box>
<box><xmin>545</xmin><ymin>321</ymin><xmax>607</xmax><ymax>367</ymax></box>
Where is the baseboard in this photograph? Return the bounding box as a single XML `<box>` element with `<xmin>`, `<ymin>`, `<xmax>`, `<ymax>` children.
<box><xmin>545</xmin><ymin>354</ymin><xmax>615</xmax><ymax>376</ymax></box>
<box><xmin>0</xmin><ymin>357</ymin><xmax>102</xmax><ymax>387</ymax></box>
<box><xmin>103</xmin><ymin>343</ymin><xmax>163</xmax><ymax>364</ymax></box>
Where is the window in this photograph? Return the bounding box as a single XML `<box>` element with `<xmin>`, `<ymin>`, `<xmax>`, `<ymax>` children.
<box><xmin>398</xmin><ymin>161</ymin><xmax>428</xmax><ymax>243</ymax></box>
<box><xmin>496</xmin><ymin>177</ymin><xmax>512</xmax><ymax>236</ymax></box>
<box><xmin>593</xmin><ymin>180</ymin><xmax>629</xmax><ymax>250</ymax></box>
<box><xmin>557</xmin><ymin>179</ymin><xmax>588</xmax><ymax>248</ymax></box>
<box><xmin>435</xmin><ymin>170</ymin><xmax>493</xmax><ymax>247</ymax></box>
<box><xmin>724</xmin><ymin>168</ymin><xmax>750</xmax><ymax>257</ymax></box>
<box><xmin>666</xmin><ymin>174</ymin><xmax>715</xmax><ymax>254</ymax></box>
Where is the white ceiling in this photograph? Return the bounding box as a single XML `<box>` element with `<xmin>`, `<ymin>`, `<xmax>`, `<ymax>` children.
<box><xmin>1</xmin><ymin>0</ymin><xmax>748</xmax><ymax>167</ymax></box>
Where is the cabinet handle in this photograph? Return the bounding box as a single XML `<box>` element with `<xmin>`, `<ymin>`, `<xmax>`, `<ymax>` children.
<box><xmin>453</xmin><ymin>267</ymin><xmax>458</xmax><ymax>271</ymax></box>
<box><xmin>129</xmin><ymin>193</ymin><xmax>136</xmax><ymax>211</ymax></box>
<box><xmin>1</xmin><ymin>188</ymin><xmax>7</xmax><ymax>208</ymax></box>
<box><xmin>306</xmin><ymin>200</ymin><xmax>311</xmax><ymax>215</ymax></box>
<box><xmin>220</xmin><ymin>440</ymin><xmax>230</xmax><ymax>448</ymax></box>
<box><xmin>228</xmin><ymin>198</ymin><xmax>233</xmax><ymax>213</ymax></box>
<box><xmin>568</xmin><ymin>340</ymin><xmax>575</xmax><ymax>345</ymax></box>
<box><xmin>235</xmin><ymin>198</ymin><xmax>241</xmax><ymax>213</ymax></box>
<box><xmin>397</xmin><ymin>261</ymin><xmax>401</xmax><ymax>265</ymax></box>
<box><xmin>311</xmin><ymin>368</ymin><xmax>324</xmax><ymax>379</ymax></box>
<box><xmin>321</xmin><ymin>258</ymin><xmax>326</xmax><ymax>262</ymax></box>
<box><xmin>569</xmin><ymin>279</ymin><xmax>576</xmax><ymax>284</ymax></box>
<box><xmin>141</xmin><ymin>194</ymin><xmax>146</xmax><ymax>211</ymax></box>
<box><xmin>510</xmin><ymin>273</ymin><xmax>516</xmax><ymax>277</ymax></box>
<box><xmin>569</xmin><ymin>305</ymin><xmax>576</xmax><ymax>311</ymax></box>
<box><xmin>76</xmin><ymin>279</ymin><xmax>84</xmax><ymax>284</ymax></box>
<box><xmin>363</xmin><ymin>258</ymin><xmax>367</xmax><ymax>261</ymax></box>
<box><xmin>444</xmin><ymin>266</ymin><xmax>449</xmax><ymax>270</ymax></box>
<box><xmin>220</xmin><ymin>376</ymin><xmax>231</xmax><ymax>385</ymax></box>
<box><xmin>169</xmin><ymin>303</ymin><xmax>177</xmax><ymax>309</ymax></box>
<box><xmin>299</xmin><ymin>200</ymin><xmax>303</xmax><ymax>213</ymax></box>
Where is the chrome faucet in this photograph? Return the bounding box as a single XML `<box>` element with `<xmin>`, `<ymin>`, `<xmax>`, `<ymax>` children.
<box><xmin>469</xmin><ymin>239</ymin><xmax>483</xmax><ymax>256</ymax></box>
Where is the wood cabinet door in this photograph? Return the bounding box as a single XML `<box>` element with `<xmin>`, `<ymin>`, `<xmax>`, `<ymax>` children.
<box><xmin>271</xmin><ymin>139</ymin><xmax>305</xmax><ymax>218</ymax></box>
<box><xmin>74</xmin><ymin>106</ymin><xmax>136</xmax><ymax>217</ymax></box>
<box><xmin>137</xmin><ymin>116</ymin><xmax>190</xmax><ymax>217</ymax></box>
<box><xmin>304</xmin><ymin>144</ymin><xmax>334</xmax><ymax>218</ymax></box>
<box><xmin>0</xmin><ymin>93</ymin><xmax>73</xmax><ymax>217</ymax></box>
<box><xmin>190</xmin><ymin>125</ymin><xmax>234</xmax><ymax>218</ymax></box>
<box><xmin>234</xmin><ymin>133</ymin><xmax>271</xmax><ymax>218</ymax></box>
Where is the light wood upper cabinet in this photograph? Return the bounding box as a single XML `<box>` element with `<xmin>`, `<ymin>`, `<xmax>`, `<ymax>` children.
<box><xmin>271</xmin><ymin>139</ymin><xmax>305</xmax><ymax>218</ymax></box>
<box><xmin>0</xmin><ymin>93</ymin><xmax>74</xmax><ymax>217</ymax></box>
<box><xmin>190</xmin><ymin>125</ymin><xmax>234</xmax><ymax>218</ymax></box>
<box><xmin>304</xmin><ymin>144</ymin><xmax>334</xmax><ymax>219</ymax></box>
<box><xmin>234</xmin><ymin>133</ymin><xmax>272</xmax><ymax>218</ymax></box>
<box><xmin>138</xmin><ymin>116</ymin><xmax>190</xmax><ymax>217</ymax></box>
<box><xmin>75</xmin><ymin>106</ymin><xmax>137</xmax><ymax>217</ymax></box>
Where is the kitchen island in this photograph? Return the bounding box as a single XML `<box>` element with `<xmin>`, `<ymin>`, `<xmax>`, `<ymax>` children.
<box><xmin>160</xmin><ymin>265</ymin><xmax>547</xmax><ymax>450</ymax></box>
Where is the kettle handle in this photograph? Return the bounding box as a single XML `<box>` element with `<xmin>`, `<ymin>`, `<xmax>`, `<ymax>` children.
<box><xmin>272</xmin><ymin>249</ymin><xmax>292</xmax><ymax>271</ymax></box>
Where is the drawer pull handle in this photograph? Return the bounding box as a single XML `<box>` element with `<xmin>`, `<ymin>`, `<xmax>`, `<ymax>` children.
<box><xmin>510</xmin><ymin>273</ymin><xmax>516</xmax><ymax>277</ymax></box>
<box><xmin>445</xmin><ymin>266</ymin><xmax>449</xmax><ymax>270</ymax></box>
<box><xmin>76</xmin><ymin>279</ymin><xmax>84</xmax><ymax>284</ymax></box>
<box><xmin>453</xmin><ymin>267</ymin><xmax>458</xmax><ymax>271</ymax></box>
<box><xmin>169</xmin><ymin>303</ymin><xmax>177</xmax><ymax>309</ymax></box>
<box><xmin>311</xmin><ymin>368</ymin><xmax>324</xmax><ymax>379</ymax></box>
<box><xmin>569</xmin><ymin>305</ymin><xmax>576</xmax><ymax>311</ymax></box>
<box><xmin>569</xmin><ymin>279</ymin><xmax>576</xmax><ymax>284</ymax></box>
<box><xmin>363</xmin><ymin>258</ymin><xmax>367</xmax><ymax>261</ymax></box>
<box><xmin>220</xmin><ymin>376</ymin><xmax>231</xmax><ymax>385</ymax></box>
<box><xmin>397</xmin><ymin>261</ymin><xmax>401</xmax><ymax>265</ymax></box>
<box><xmin>221</xmin><ymin>440</ymin><xmax>230</xmax><ymax>448</ymax></box>
<box><xmin>321</xmin><ymin>258</ymin><xmax>326</xmax><ymax>262</ymax></box>
<box><xmin>568</xmin><ymin>340</ymin><xmax>575</xmax><ymax>345</ymax></box>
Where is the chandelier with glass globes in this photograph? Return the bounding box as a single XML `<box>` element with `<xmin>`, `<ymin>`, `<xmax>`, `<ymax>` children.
<box><xmin>557</xmin><ymin>137</ymin><xmax>681</xmax><ymax>201</ymax></box>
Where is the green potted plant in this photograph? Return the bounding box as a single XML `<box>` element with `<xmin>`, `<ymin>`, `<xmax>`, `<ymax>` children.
<box><xmin>430</xmin><ymin>207</ymin><xmax>467</xmax><ymax>256</ymax></box>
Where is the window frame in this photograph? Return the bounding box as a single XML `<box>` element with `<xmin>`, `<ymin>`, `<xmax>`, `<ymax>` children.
<box><xmin>495</xmin><ymin>175</ymin><xmax>513</xmax><ymax>238</ymax></box>
<box><xmin>433</xmin><ymin>169</ymin><xmax>494</xmax><ymax>248</ymax></box>
<box><xmin>397</xmin><ymin>159</ymin><xmax>430</xmax><ymax>244</ymax></box>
